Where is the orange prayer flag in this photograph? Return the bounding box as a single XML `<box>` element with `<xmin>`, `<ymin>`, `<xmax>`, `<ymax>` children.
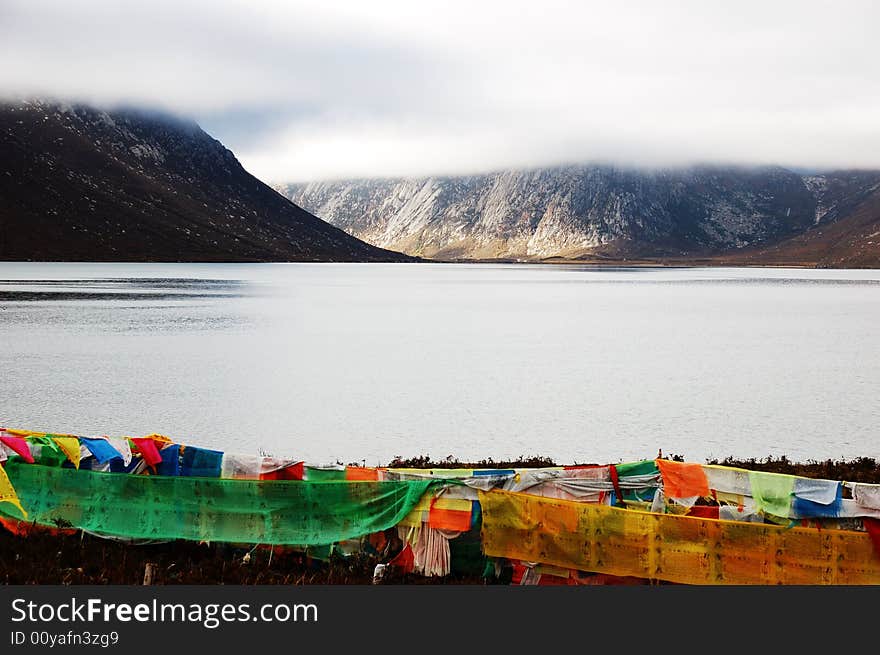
<box><xmin>656</xmin><ymin>459</ymin><xmax>710</xmax><ymax>498</ymax></box>
<box><xmin>427</xmin><ymin>507</ymin><xmax>472</xmax><ymax>531</ymax></box>
<box><xmin>0</xmin><ymin>516</ymin><xmax>75</xmax><ymax>537</ymax></box>
<box><xmin>3</xmin><ymin>429</ymin><xmax>35</xmax><ymax>437</ymax></box>
<box><xmin>345</xmin><ymin>466</ymin><xmax>380</xmax><ymax>481</ymax></box>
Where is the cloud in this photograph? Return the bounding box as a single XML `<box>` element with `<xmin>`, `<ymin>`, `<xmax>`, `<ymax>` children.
<box><xmin>2</xmin><ymin>0</ymin><xmax>879</xmax><ymax>181</ymax></box>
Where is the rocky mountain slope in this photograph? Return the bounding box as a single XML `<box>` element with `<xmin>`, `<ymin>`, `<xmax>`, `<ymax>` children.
<box><xmin>281</xmin><ymin>166</ymin><xmax>880</xmax><ymax>265</ymax></box>
<box><xmin>718</xmin><ymin>183</ymin><xmax>880</xmax><ymax>268</ymax></box>
<box><xmin>0</xmin><ymin>101</ymin><xmax>408</xmax><ymax>262</ymax></box>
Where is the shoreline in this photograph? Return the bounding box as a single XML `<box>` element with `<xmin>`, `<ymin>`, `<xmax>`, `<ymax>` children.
<box><xmin>1</xmin><ymin>258</ymin><xmax>878</xmax><ymax>269</ymax></box>
<box><xmin>386</xmin><ymin>453</ymin><xmax>880</xmax><ymax>481</ymax></box>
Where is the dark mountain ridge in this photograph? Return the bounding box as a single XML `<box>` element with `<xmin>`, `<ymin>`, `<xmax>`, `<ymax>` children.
<box><xmin>0</xmin><ymin>101</ymin><xmax>409</xmax><ymax>262</ymax></box>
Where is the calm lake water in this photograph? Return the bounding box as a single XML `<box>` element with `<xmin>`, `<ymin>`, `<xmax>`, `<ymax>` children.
<box><xmin>1</xmin><ymin>263</ymin><xmax>878</xmax><ymax>465</ymax></box>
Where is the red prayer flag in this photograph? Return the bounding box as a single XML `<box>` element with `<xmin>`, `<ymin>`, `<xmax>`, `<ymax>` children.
<box><xmin>865</xmin><ymin>518</ymin><xmax>880</xmax><ymax>559</ymax></box>
<box><xmin>131</xmin><ymin>438</ymin><xmax>163</xmax><ymax>467</ymax></box>
<box><xmin>0</xmin><ymin>436</ymin><xmax>34</xmax><ymax>464</ymax></box>
<box><xmin>388</xmin><ymin>543</ymin><xmax>414</xmax><ymax>573</ymax></box>
<box><xmin>260</xmin><ymin>461</ymin><xmax>304</xmax><ymax>481</ymax></box>
<box><xmin>687</xmin><ymin>505</ymin><xmax>720</xmax><ymax>520</ymax></box>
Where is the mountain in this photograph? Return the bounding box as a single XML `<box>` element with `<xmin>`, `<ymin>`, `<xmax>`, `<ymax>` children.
<box><xmin>0</xmin><ymin>101</ymin><xmax>408</xmax><ymax>262</ymax></box>
<box><xmin>716</xmin><ymin>182</ymin><xmax>880</xmax><ymax>268</ymax></box>
<box><xmin>280</xmin><ymin>165</ymin><xmax>880</xmax><ymax>266</ymax></box>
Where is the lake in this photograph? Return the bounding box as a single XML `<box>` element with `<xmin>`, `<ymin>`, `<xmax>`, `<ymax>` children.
<box><xmin>1</xmin><ymin>263</ymin><xmax>878</xmax><ymax>466</ymax></box>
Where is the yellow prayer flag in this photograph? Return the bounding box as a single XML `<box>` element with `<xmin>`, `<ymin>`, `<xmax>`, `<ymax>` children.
<box><xmin>479</xmin><ymin>489</ymin><xmax>880</xmax><ymax>585</ymax></box>
<box><xmin>141</xmin><ymin>433</ymin><xmax>173</xmax><ymax>445</ymax></box>
<box><xmin>398</xmin><ymin>496</ymin><xmax>473</xmax><ymax>528</ymax></box>
<box><xmin>53</xmin><ymin>437</ymin><xmax>81</xmax><ymax>469</ymax></box>
<box><xmin>0</xmin><ymin>464</ymin><xmax>27</xmax><ymax>519</ymax></box>
<box><xmin>5</xmin><ymin>428</ymin><xmax>40</xmax><ymax>437</ymax></box>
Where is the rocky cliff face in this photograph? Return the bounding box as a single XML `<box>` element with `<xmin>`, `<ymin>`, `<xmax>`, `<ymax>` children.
<box><xmin>718</xmin><ymin>184</ymin><xmax>880</xmax><ymax>268</ymax></box>
<box><xmin>280</xmin><ymin>165</ymin><xmax>880</xmax><ymax>262</ymax></box>
<box><xmin>0</xmin><ymin>101</ymin><xmax>408</xmax><ymax>262</ymax></box>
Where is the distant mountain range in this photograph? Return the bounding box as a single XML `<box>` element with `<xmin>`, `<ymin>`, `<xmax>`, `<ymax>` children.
<box><xmin>2</xmin><ymin>99</ymin><xmax>877</xmax><ymax>267</ymax></box>
<box><xmin>0</xmin><ymin>101</ymin><xmax>408</xmax><ymax>262</ymax></box>
<box><xmin>280</xmin><ymin>166</ymin><xmax>880</xmax><ymax>267</ymax></box>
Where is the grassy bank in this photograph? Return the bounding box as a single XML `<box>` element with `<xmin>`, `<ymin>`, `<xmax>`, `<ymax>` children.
<box><xmin>388</xmin><ymin>454</ymin><xmax>880</xmax><ymax>483</ymax></box>
<box><xmin>0</xmin><ymin>530</ymin><xmax>485</xmax><ymax>585</ymax></box>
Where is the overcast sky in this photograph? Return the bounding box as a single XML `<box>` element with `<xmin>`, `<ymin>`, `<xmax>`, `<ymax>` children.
<box><xmin>2</xmin><ymin>0</ymin><xmax>879</xmax><ymax>182</ymax></box>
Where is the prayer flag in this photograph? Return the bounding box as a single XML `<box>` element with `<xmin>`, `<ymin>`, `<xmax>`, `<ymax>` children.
<box><xmin>656</xmin><ymin>459</ymin><xmax>710</xmax><ymax>498</ymax></box>
<box><xmin>0</xmin><ymin>436</ymin><xmax>34</xmax><ymax>464</ymax></box>
<box><xmin>0</xmin><ymin>463</ymin><xmax>26</xmax><ymax>518</ymax></box>
<box><xmin>131</xmin><ymin>438</ymin><xmax>163</xmax><ymax>467</ymax></box>
<box><xmin>80</xmin><ymin>437</ymin><xmax>123</xmax><ymax>464</ymax></box>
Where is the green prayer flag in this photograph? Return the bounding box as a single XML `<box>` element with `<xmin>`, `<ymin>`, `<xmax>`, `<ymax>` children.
<box><xmin>748</xmin><ymin>470</ymin><xmax>795</xmax><ymax>518</ymax></box>
<box><xmin>0</xmin><ymin>461</ymin><xmax>436</xmax><ymax>545</ymax></box>
<box><xmin>304</xmin><ymin>466</ymin><xmax>346</xmax><ymax>482</ymax></box>
<box><xmin>29</xmin><ymin>436</ymin><xmax>60</xmax><ymax>452</ymax></box>
<box><xmin>614</xmin><ymin>460</ymin><xmax>658</xmax><ymax>477</ymax></box>
<box><xmin>32</xmin><ymin>446</ymin><xmax>68</xmax><ymax>468</ymax></box>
